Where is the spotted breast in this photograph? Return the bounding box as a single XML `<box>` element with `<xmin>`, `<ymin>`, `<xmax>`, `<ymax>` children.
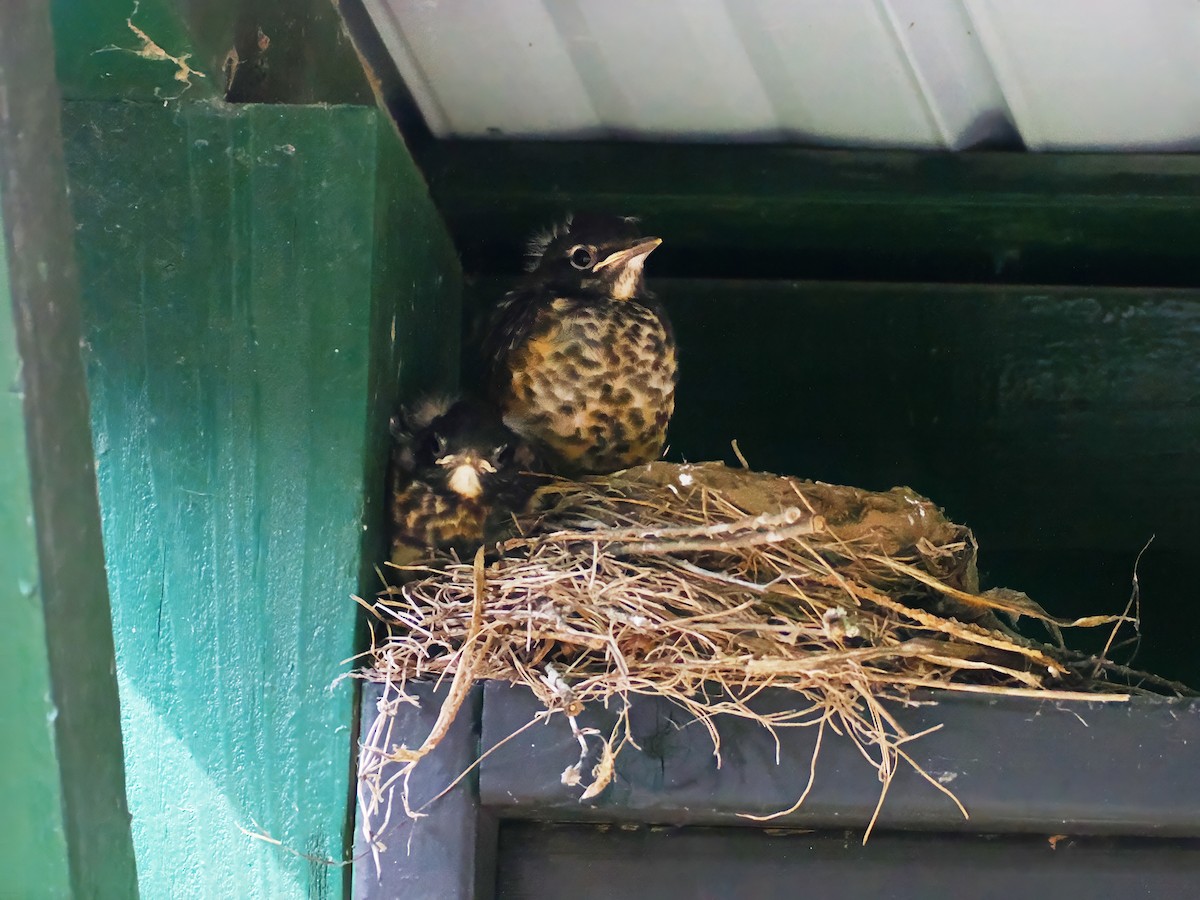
<box><xmin>482</xmin><ymin>213</ymin><xmax>678</xmax><ymax>476</ymax></box>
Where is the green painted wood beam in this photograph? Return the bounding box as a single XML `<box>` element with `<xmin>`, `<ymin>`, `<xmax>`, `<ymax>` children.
<box><xmin>51</xmin><ymin>0</ymin><xmax>216</xmax><ymax>102</ymax></box>
<box><xmin>61</xmin><ymin>100</ymin><xmax>460</xmax><ymax>898</ymax></box>
<box><xmin>51</xmin><ymin>0</ymin><xmax>372</xmax><ymax>104</ymax></box>
<box><xmin>0</xmin><ymin>2</ymin><xmax>139</xmax><ymax>897</ymax></box>
<box><xmin>425</xmin><ymin>140</ymin><xmax>1200</xmax><ymax>288</ymax></box>
<box><xmin>0</xmin><ymin>219</ymin><xmax>70</xmax><ymax>900</ymax></box>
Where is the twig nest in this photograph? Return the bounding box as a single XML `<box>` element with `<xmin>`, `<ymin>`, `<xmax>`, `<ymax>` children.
<box><xmin>356</xmin><ymin>462</ymin><xmax>1179</xmax><ymax>854</ymax></box>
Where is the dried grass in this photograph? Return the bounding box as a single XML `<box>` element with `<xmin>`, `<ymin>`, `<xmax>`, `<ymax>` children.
<box><xmin>352</xmin><ymin>461</ymin><xmax>1186</xmax><ymax>858</ymax></box>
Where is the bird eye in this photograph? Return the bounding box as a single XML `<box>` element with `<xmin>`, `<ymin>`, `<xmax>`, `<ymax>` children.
<box><xmin>568</xmin><ymin>245</ymin><xmax>595</xmax><ymax>270</ymax></box>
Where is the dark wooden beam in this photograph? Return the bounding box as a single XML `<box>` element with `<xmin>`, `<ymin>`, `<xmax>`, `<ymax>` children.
<box><xmin>0</xmin><ymin>1</ymin><xmax>138</xmax><ymax>895</ymax></box>
<box><xmin>356</xmin><ymin>680</ymin><xmax>1200</xmax><ymax>895</ymax></box>
<box><xmin>497</xmin><ymin>822</ymin><xmax>1200</xmax><ymax>900</ymax></box>
<box><xmin>423</xmin><ymin>140</ymin><xmax>1200</xmax><ymax>287</ymax></box>
<box><xmin>480</xmin><ymin>682</ymin><xmax>1200</xmax><ymax>837</ymax></box>
<box><xmin>354</xmin><ymin>680</ymin><xmax>495</xmax><ymax>900</ymax></box>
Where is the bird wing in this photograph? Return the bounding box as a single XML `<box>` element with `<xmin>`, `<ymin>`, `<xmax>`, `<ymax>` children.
<box><xmin>481</xmin><ymin>286</ymin><xmax>549</xmax><ymax>396</ymax></box>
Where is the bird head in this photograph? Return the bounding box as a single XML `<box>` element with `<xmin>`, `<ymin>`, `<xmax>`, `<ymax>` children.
<box><xmin>433</xmin><ymin>436</ymin><xmax>542</xmax><ymax>503</ymax></box>
<box><xmin>437</xmin><ymin>449</ymin><xmax>497</xmax><ymax>500</ymax></box>
<box><xmin>392</xmin><ymin>396</ymin><xmax>542</xmax><ymax>501</ymax></box>
<box><xmin>524</xmin><ymin>213</ymin><xmax>661</xmax><ymax>301</ymax></box>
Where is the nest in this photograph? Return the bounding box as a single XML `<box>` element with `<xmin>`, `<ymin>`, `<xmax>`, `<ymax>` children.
<box><xmin>354</xmin><ymin>461</ymin><xmax>1183</xmax><ymax>855</ymax></box>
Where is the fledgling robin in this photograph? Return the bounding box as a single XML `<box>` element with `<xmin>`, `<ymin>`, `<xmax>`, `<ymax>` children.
<box><xmin>387</xmin><ymin>395</ymin><xmax>541</xmax><ymax>570</ymax></box>
<box><xmin>481</xmin><ymin>213</ymin><xmax>678</xmax><ymax>476</ymax></box>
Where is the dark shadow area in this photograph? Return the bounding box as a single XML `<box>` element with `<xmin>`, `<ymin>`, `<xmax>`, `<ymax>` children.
<box><xmin>183</xmin><ymin>0</ymin><xmax>373</xmax><ymax>104</ymax></box>
<box><xmin>423</xmin><ymin>141</ymin><xmax>1200</xmax><ymax>288</ymax></box>
<box><xmin>496</xmin><ymin>821</ymin><xmax>1200</xmax><ymax>899</ymax></box>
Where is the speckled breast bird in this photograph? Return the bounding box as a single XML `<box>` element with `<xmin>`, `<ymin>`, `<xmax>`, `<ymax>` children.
<box><xmin>387</xmin><ymin>395</ymin><xmax>541</xmax><ymax>569</ymax></box>
<box><xmin>481</xmin><ymin>213</ymin><xmax>678</xmax><ymax>476</ymax></box>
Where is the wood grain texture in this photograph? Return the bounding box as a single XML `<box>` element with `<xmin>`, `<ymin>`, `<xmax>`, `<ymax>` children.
<box><xmin>0</xmin><ymin>3</ymin><xmax>138</xmax><ymax>896</ymax></box>
<box><xmin>62</xmin><ymin>100</ymin><xmax>460</xmax><ymax>898</ymax></box>
<box><xmin>425</xmin><ymin>140</ymin><xmax>1200</xmax><ymax>287</ymax></box>
<box><xmin>0</xmin><ymin>207</ymin><xmax>71</xmax><ymax>900</ymax></box>
<box><xmin>359</xmin><ymin>113</ymin><xmax>464</xmax><ymax>610</ymax></box>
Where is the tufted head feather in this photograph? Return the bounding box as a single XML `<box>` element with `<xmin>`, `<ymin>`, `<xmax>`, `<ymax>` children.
<box><xmin>395</xmin><ymin>393</ymin><xmax>458</xmax><ymax>436</ymax></box>
<box><xmin>523</xmin><ymin>213</ymin><xmax>574</xmax><ymax>271</ymax></box>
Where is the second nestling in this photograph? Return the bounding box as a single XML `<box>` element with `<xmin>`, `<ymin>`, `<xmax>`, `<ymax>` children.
<box><xmin>386</xmin><ymin>395</ymin><xmax>540</xmax><ymax>570</ymax></box>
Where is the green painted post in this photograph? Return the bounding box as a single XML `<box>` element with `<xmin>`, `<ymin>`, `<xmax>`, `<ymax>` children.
<box><xmin>0</xmin><ymin>203</ymin><xmax>73</xmax><ymax>900</ymax></box>
<box><xmin>0</xmin><ymin>2</ymin><xmax>139</xmax><ymax>897</ymax></box>
<box><xmin>60</xmin><ymin>100</ymin><xmax>460</xmax><ymax>897</ymax></box>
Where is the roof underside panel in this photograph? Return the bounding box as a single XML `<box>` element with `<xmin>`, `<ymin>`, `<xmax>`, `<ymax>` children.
<box><xmin>364</xmin><ymin>0</ymin><xmax>1200</xmax><ymax>152</ymax></box>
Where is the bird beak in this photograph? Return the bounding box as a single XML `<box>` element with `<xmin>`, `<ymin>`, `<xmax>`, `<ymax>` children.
<box><xmin>447</xmin><ymin>463</ymin><xmax>483</xmax><ymax>499</ymax></box>
<box><xmin>591</xmin><ymin>237</ymin><xmax>662</xmax><ymax>272</ymax></box>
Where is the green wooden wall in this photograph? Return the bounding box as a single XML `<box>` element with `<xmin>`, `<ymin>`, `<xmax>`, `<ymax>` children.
<box><xmin>60</xmin><ymin>100</ymin><xmax>460</xmax><ymax>896</ymax></box>
<box><xmin>443</xmin><ymin>138</ymin><xmax>1200</xmax><ymax>687</ymax></box>
<box><xmin>658</xmin><ymin>280</ymin><xmax>1199</xmax><ymax>681</ymax></box>
<box><xmin>0</xmin><ymin>198</ymin><xmax>73</xmax><ymax>900</ymax></box>
<box><xmin>464</xmin><ymin>270</ymin><xmax>1199</xmax><ymax>686</ymax></box>
<box><xmin>427</xmin><ymin>141</ymin><xmax>1200</xmax><ymax>288</ymax></box>
<box><xmin>50</xmin><ymin>0</ymin><xmax>370</xmax><ymax>105</ymax></box>
<box><xmin>2</xmin><ymin>2</ymin><xmax>139</xmax><ymax>896</ymax></box>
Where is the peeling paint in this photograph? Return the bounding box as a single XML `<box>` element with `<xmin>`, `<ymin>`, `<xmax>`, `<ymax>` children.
<box><xmin>93</xmin><ymin>1</ymin><xmax>206</xmax><ymax>96</ymax></box>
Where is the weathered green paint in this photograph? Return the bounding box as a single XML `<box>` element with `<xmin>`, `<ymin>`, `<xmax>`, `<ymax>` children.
<box><xmin>51</xmin><ymin>0</ymin><xmax>217</xmax><ymax>102</ymax></box>
<box><xmin>1</xmin><ymin>3</ymin><xmax>138</xmax><ymax>897</ymax></box>
<box><xmin>61</xmin><ymin>100</ymin><xmax>460</xmax><ymax>897</ymax></box>
<box><xmin>51</xmin><ymin>0</ymin><xmax>371</xmax><ymax>104</ymax></box>
<box><xmin>427</xmin><ymin>141</ymin><xmax>1200</xmax><ymax>287</ymax></box>
<box><xmin>467</xmin><ymin>277</ymin><xmax>1199</xmax><ymax>681</ymax></box>
<box><xmin>0</xmin><ymin>188</ymin><xmax>73</xmax><ymax>900</ymax></box>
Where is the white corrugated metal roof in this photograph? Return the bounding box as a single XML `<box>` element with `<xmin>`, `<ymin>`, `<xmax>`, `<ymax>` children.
<box><xmin>364</xmin><ymin>0</ymin><xmax>1200</xmax><ymax>151</ymax></box>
